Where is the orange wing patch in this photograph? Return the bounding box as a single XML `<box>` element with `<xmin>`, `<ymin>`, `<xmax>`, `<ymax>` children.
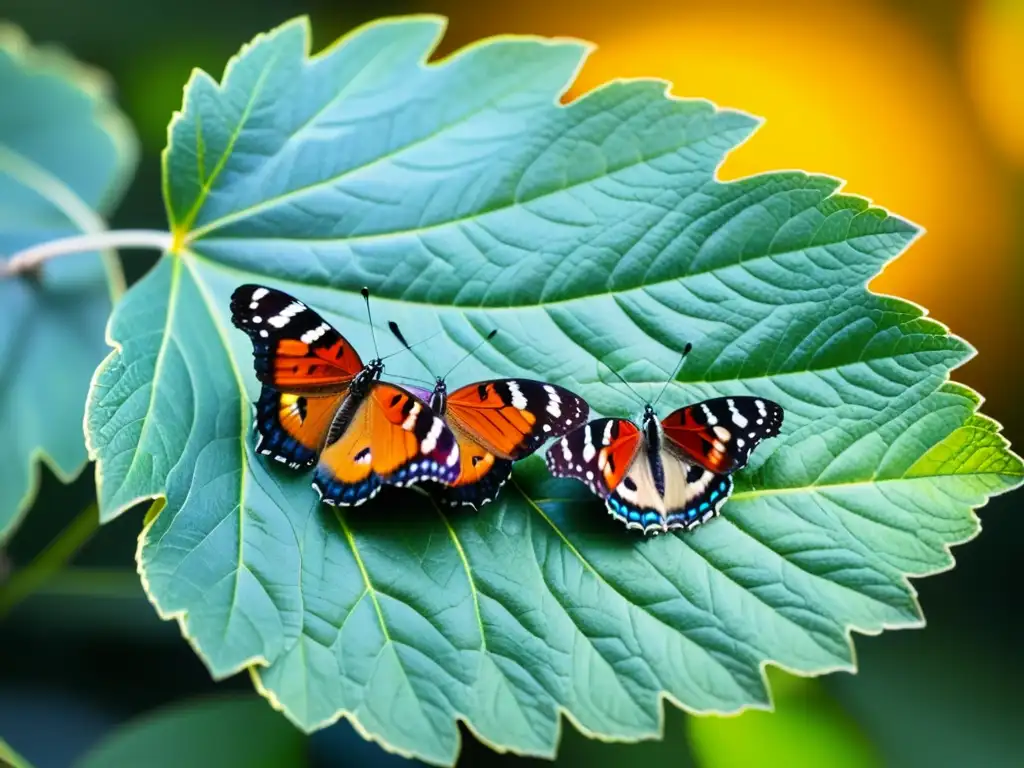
<box><xmin>274</xmin><ymin>392</ymin><xmax>344</xmax><ymax>453</ymax></box>
<box><xmin>312</xmin><ymin>383</ymin><xmax>461</xmax><ymax>506</ymax></box>
<box><xmin>270</xmin><ymin>337</ymin><xmax>362</xmax><ymax>393</ymax></box>
<box><xmin>445</xmin><ymin>379</ymin><xmax>587</xmax><ymax>460</ymax></box>
<box><xmin>446</xmin><ymin>422</ymin><xmax>497</xmax><ymax>488</ymax></box>
<box><xmin>598</xmin><ymin>420</ymin><xmax>642</xmax><ymax>492</ymax></box>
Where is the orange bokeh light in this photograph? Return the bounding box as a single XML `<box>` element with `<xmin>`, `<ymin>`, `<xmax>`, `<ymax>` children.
<box><xmin>430</xmin><ymin>0</ymin><xmax>1015</xmax><ymax>390</ymax></box>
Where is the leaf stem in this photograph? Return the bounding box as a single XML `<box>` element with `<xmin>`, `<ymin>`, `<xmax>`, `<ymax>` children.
<box><xmin>0</xmin><ymin>503</ymin><xmax>100</xmax><ymax>617</ymax></box>
<box><xmin>0</xmin><ymin>229</ymin><xmax>173</xmax><ymax>279</ymax></box>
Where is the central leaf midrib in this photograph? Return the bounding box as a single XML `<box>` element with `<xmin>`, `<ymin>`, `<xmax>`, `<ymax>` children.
<box><xmin>189</xmin><ymin>215</ymin><xmax>906</xmax><ymax>314</ymax></box>
<box><xmin>189</xmin><ymin>247</ymin><xmax>956</xmax><ymax>406</ymax></box>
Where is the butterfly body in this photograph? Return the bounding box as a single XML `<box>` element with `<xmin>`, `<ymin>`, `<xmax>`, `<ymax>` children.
<box><xmin>547</xmin><ymin>397</ymin><xmax>783</xmax><ymax>535</ymax></box>
<box><xmin>230</xmin><ymin>284</ymin><xmax>460</xmax><ymax>507</ymax></box>
<box><xmin>409</xmin><ymin>375</ymin><xmax>589</xmax><ymax>509</ymax></box>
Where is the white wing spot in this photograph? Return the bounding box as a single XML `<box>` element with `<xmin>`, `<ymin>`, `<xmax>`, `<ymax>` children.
<box><xmin>736</xmin><ymin>438</ymin><xmax>746</xmax><ymax>448</ymax></box>
<box><xmin>300</xmin><ymin>322</ymin><xmax>330</xmax><ymax>345</ymax></box>
<box><xmin>446</xmin><ymin>442</ymin><xmax>460</xmax><ymax>467</ymax></box>
<box><xmin>560</xmin><ymin>437</ymin><xmax>572</xmax><ymax>462</ymax></box>
<box><xmin>581</xmin><ymin>425</ymin><xmax>596</xmax><ymax>462</ymax></box>
<box><xmin>421</xmin><ymin>417</ymin><xmax>443</xmax><ymax>454</ymax></box>
<box><xmin>712</xmin><ymin>425</ymin><xmax>731</xmax><ymax>441</ymax></box>
<box><xmin>544</xmin><ymin>384</ymin><xmax>562</xmax><ymax>418</ymax></box>
<box><xmin>701</xmin><ymin>403</ymin><xmax>718</xmax><ymax>425</ymax></box>
<box><xmin>402</xmin><ymin>401</ymin><xmax>422</xmax><ymax>431</ymax></box>
<box><xmin>602</xmin><ymin>420</ymin><xmax>615</xmax><ymax>445</ymax></box>
<box><xmin>251</xmin><ymin>288</ymin><xmax>269</xmax><ymax>301</ymax></box>
<box><xmin>259</xmin><ymin>330</ymin><xmax>269</xmax><ymax>338</ymax></box>
<box><xmin>727</xmin><ymin>398</ymin><xmax>749</xmax><ymax>428</ymax></box>
<box><xmin>507</xmin><ymin>381</ymin><xmax>528</xmax><ymax>410</ymax></box>
<box><xmin>755</xmin><ymin>399</ymin><xmax>767</xmax><ymax>417</ymax></box>
<box><xmin>542</xmin><ymin>424</ymin><xmax>552</xmax><ymax>433</ymax></box>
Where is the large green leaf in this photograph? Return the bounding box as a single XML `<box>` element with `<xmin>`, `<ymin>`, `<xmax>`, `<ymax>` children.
<box><xmin>0</xmin><ymin>25</ymin><xmax>137</xmax><ymax>542</ymax></box>
<box><xmin>84</xmin><ymin>15</ymin><xmax>1022</xmax><ymax>766</ymax></box>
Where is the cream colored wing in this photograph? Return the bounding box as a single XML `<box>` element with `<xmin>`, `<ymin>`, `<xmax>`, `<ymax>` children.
<box><xmin>605</xmin><ymin>444</ymin><xmax>733</xmax><ymax>535</ymax></box>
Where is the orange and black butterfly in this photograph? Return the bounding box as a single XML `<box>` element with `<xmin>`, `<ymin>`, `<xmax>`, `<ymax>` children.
<box><xmin>389</xmin><ymin>325</ymin><xmax>590</xmax><ymax>508</ymax></box>
<box><xmin>229</xmin><ymin>284</ymin><xmax>460</xmax><ymax>506</ymax></box>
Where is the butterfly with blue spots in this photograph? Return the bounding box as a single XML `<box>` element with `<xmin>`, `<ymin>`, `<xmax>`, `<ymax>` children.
<box><xmin>545</xmin><ymin>346</ymin><xmax>783</xmax><ymax>535</ymax></box>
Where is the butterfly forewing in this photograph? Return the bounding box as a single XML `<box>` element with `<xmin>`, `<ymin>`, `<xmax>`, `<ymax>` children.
<box><xmin>313</xmin><ymin>383</ymin><xmax>460</xmax><ymax>506</ymax></box>
<box><xmin>545</xmin><ymin>418</ymin><xmax>642</xmax><ymax>500</ymax></box>
<box><xmin>230</xmin><ymin>284</ymin><xmax>364</xmax><ymax>394</ymax></box>
<box><xmin>445</xmin><ymin>379</ymin><xmax>589</xmax><ymax>460</ymax></box>
<box><xmin>661</xmin><ymin>396</ymin><xmax>784</xmax><ymax>474</ymax></box>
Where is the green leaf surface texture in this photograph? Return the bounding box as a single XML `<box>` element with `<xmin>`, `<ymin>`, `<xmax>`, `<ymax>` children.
<box><xmin>0</xmin><ymin>25</ymin><xmax>138</xmax><ymax>542</ymax></box>
<box><xmin>83</xmin><ymin>15</ymin><xmax>1023</xmax><ymax>765</ymax></box>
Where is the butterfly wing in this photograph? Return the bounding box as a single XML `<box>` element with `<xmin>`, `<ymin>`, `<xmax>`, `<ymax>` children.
<box><xmin>313</xmin><ymin>383</ymin><xmax>460</xmax><ymax>506</ymax></box>
<box><xmin>545</xmin><ymin>418</ymin><xmax>642</xmax><ymax>500</ymax></box>
<box><xmin>231</xmin><ymin>284</ymin><xmax>368</xmax><ymax>467</ymax></box>
<box><xmin>252</xmin><ymin>388</ymin><xmax>346</xmax><ymax>468</ymax></box>
<box><xmin>437</xmin><ymin>379</ymin><xmax>589</xmax><ymax>509</ymax></box>
<box><xmin>230</xmin><ymin>284</ymin><xmax>365</xmax><ymax>394</ymax></box>
<box><xmin>660</xmin><ymin>396</ymin><xmax>784</xmax><ymax>474</ymax></box>
<box><xmin>430</xmin><ymin>418</ymin><xmax>515</xmax><ymax>509</ymax></box>
<box><xmin>605</xmin><ymin>445</ymin><xmax>733</xmax><ymax>535</ymax></box>
<box><xmin>445</xmin><ymin>379</ymin><xmax>589</xmax><ymax>460</ymax></box>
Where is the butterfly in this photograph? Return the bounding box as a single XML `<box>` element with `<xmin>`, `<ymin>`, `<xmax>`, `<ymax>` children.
<box><xmin>545</xmin><ymin>347</ymin><xmax>784</xmax><ymax>535</ymax></box>
<box><xmin>389</xmin><ymin>325</ymin><xmax>591</xmax><ymax>509</ymax></box>
<box><xmin>229</xmin><ymin>284</ymin><xmax>461</xmax><ymax>506</ymax></box>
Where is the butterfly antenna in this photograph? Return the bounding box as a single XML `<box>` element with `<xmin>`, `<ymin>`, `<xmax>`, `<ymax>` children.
<box><xmin>361</xmin><ymin>287</ymin><xmax>380</xmax><ymax>360</ymax></box>
<box><xmin>441</xmin><ymin>329</ymin><xmax>498</xmax><ymax>381</ymax></box>
<box><xmin>651</xmin><ymin>342</ymin><xmax>693</xmax><ymax>408</ymax></box>
<box><xmin>380</xmin><ymin>324</ymin><xmax>444</xmax><ymax>362</ymax></box>
<box><xmin>596</xmin><ymin>359</ymin><xmax>647</xmax><ymax>407</ymax></box>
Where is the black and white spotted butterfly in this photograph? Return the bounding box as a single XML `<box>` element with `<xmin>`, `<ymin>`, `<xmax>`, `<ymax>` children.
<box><xmin>546</xmin><ymin>346</ymin><xmax>784</xmax><ymax>535</ymax></box>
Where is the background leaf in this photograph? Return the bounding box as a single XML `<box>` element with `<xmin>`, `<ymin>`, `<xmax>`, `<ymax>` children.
<box><xmin>84</xmin><ymin>15</ymin><xmax>1023</xmax><ymax>766</ymax></box>
<box><xmin>76</xmin><ymin>695</ymin><xmax>305</xmax><ymax>768</ymax></box>
<box><xmin>686</xmin><ymin>668</ymin><xmax>877</xmax><ymax>768</ymax></box>
<box><xmin>0</xmin><ymin>25</ymin><xmax>138</xmax><ymax>543</ymax></box>
<box><xmin>0</xmin><ymin>735</ymin><xmax>36</xmax><ymax>768</ymax></box>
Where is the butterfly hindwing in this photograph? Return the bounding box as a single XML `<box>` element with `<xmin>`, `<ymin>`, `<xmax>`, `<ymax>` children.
<box><xmin>660</xmin><ymin>396</ymin><xmax>784</xmax><ymax>474</ymax></box>
<box><xmin>605</xmin><ymin>443</ymin><xmax>733</xmax><ymax>534</ymax></box>
<box><xmin>434</xmin><ymin>418</ymin><xmax>515</xmax><ymax>508</ymax></box>
<box><xmin>313</xmin><ymin>383</ymin><xmax>460</xmax><ymax>506</ymax></box>
<box><xmin>253</xmin><ymin>388</ymin><xmax>344</xmax><ymax>468</ymax></box>
<box><xmin>230</xmin><ymin>284</ymin><xmax>364</xmax><ymax>394</ymax></box>
<box><xmin>545</xmin><ymin>418</ymin><xmax>642</xmax><ymax>500</ymax></box>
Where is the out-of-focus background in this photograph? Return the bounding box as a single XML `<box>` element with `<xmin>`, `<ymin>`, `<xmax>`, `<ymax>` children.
<box><xmin>0</xmin><ymin>0</ymin><xmax>1020</xmax><ymax>766</ymax></box>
